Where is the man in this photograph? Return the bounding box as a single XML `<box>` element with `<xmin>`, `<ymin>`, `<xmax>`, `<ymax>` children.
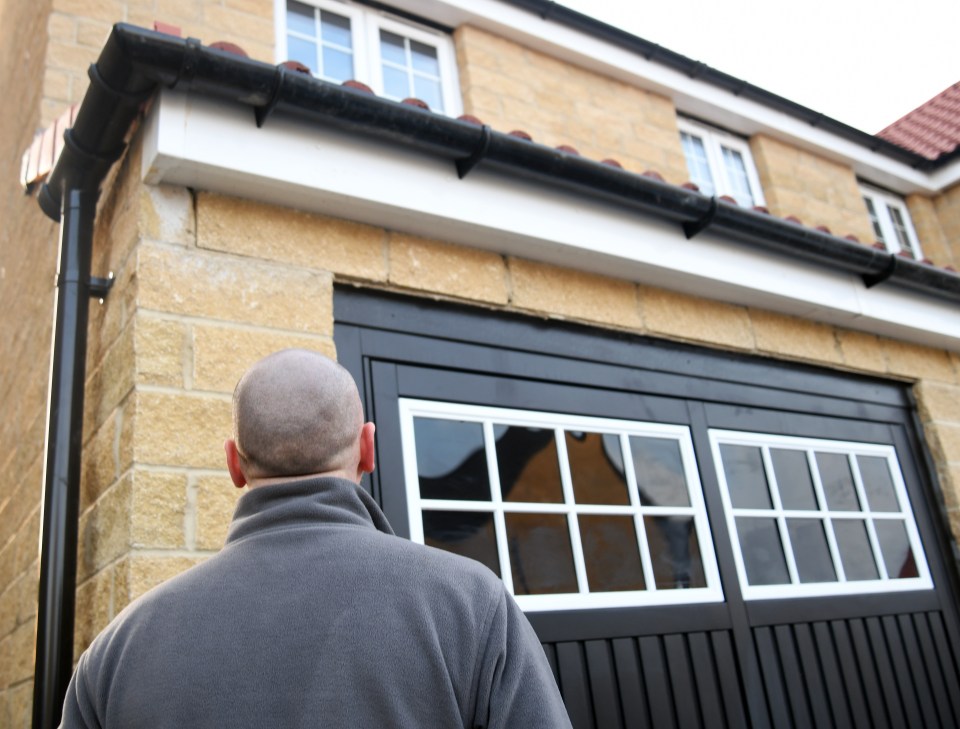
<box><xmin>60</xmin><ymin>349</ymin><xmax>572</xmax><ymax>728</ymax></box>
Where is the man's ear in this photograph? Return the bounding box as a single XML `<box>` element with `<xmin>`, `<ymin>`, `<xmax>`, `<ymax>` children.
<box><xmin>358</xmin><ymin>422</ymin><xmax>376</xmax><ymax>476</ymax></box>
<box><xmin>224</xmin><ymin>439</ymin><xmax>248</xmax><ymax>489</ymax></box>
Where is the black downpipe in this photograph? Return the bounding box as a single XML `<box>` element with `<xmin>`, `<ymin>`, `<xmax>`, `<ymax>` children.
<box><xmin>33</xmin><ymin>188</ymin><xmax>97</xmax><ymax>729</ymax></box>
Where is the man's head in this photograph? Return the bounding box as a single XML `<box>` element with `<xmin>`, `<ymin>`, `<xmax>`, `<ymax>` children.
<box><xmin>224</xmin><ymin>349</ymin><xmax>375</xmax><ymax>488</ymax></box>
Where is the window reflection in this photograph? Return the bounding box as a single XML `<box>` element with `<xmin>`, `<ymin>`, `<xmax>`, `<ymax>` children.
<box><xmin>579</xmin><ymin>515</ymin><xmax>645</xmax><ymax>592</ymax></box>
<box><xmin>772</xmin><ymin>449</ymin><xmax>817</xmax><ymax>510</ymax></box>
<box><xmin>736</xmin><ymin>517</ymin><xmax>789</xmax><ymax>585</ymax></box>
<box><xmin>875</xmin><ymin>520</ymin><xmax>918</xmax><ymax>579</ymax></box>
<box><xmin>817</xmin><ymin>452</ymin><xmax>860</xmax><ymax>511</ymax></box>
<box><xmin>423</xmin><ymin>510</ymin><xmax>500</xmax><ymax>577</ymax></box>
<box><xmin>630</xmin><ymin>436</ymin><xmax>689</xmax><ymax>506</ymax></box>
<box><xmin>787</xmin><ymin>519</ymin><xmax>836</xmax><ymax>583</ymax></box>
<box><xmin>721</xmin><ymin>445</ymin><xmax>771</xmax><ymax>508</ymax></box>
<box><xmin>494</xmin><ymin>425</ymin><xmax>563</xmax><ymax>503</ymax></box>
<box><xmin>506</xmin><ymin>513</ymin><xmax>578</xmax><ymax>595</ymax></box>
<box><xmin>645</xmin><ymin>516</ymin><xmax>705</xmax><ymax>589</ymax></box>
<box><xmin>414</xmin><ymin>418</ymin><xmax>490</xmax><ymax>501</ymax></box>
<box><xmin>833</xmin><ymin>519</ymin><xmax>879</xmax><ymax>581</ymax></box>
<box><xmin>566</xmin><ymin>431</ymin><xmax>629</xmax><ymax>505</ymax></box>
<box><xmin>858</xmin><ymin>456</ymin><xmax>900</xmax><ymax>512</ymax></box>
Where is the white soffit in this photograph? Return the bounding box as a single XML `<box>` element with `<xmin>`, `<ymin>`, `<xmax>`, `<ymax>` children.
<box><xmin>141</xmin><ymin>90</ymin><xmax>960</xmax><ymax>351</ymax></box>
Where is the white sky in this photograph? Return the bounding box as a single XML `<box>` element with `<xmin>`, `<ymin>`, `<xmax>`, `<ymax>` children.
<box><xmin>560</xmin><ymin>0</ymin><xmax>959</xmax><ymax>134</ymax></box>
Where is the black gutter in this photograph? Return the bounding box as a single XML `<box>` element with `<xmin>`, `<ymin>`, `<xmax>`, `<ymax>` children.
<box><xmin>32</xmin><ymin>20</ymin><xmax>960</xmax><ymax>725</ymax></box>
<box><xmin>500</xmin><ymin>0</ymin><xmax>954</xmax><ymax>171</ymax></box>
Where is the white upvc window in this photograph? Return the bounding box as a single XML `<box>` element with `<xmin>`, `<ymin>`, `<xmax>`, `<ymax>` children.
<box><xmin>277</xmin><ymin>0</ymin><xmax>461</xmax><ymax>115</ymax></box>
<box><xmin>399</xmin><ymin>399</ymin><xmax>723</xmax><ymax>612</ymax></box>
<box><xmin>710</xmin><ymin>430</ymin><xmax>932</xmax><ymax>601</ymax></box>
<box><xmin>859</xmin><ymin>184</ymin><xmax>923</xmax><ymax>259</ymax></box>
<box><xmin>678</xmin><ymin>118</ymin><xmax>765</xmax><ymax>208</ymax></box>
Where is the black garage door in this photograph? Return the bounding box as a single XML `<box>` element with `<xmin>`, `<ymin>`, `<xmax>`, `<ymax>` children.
<box><xmin>334</xmin><ymin>287</ymin><xmax>960</xmax><ymax>729</ymax></box>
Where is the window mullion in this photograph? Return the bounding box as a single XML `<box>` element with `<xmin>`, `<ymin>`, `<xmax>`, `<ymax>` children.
<box><xmin>763</xmin><ymin>446</ymin><xmax>800</xmax><ymax>585</ymax></box>
<box><xmin>555</xmin><ymin>429</ymin><xmax>589</xmax><ymax>594</ymax></box>
<box><xmin>807</xmin><ymin>449</ymin><xmax>847</xmax><ymax>582</ymax></box>
<box><xmin>621</xmin><ymin>433</ymin><xmax>657</xmax><ymax>592</ymax></box>
<box><xmin>850</xmin><ymin>454</ymin><xmax>888</xmax><ymax>580</ymax></box>
<box><xmin>483</xmin><ymin>420</ymin><xmax>514</xmax><ymax>595</ymax></box>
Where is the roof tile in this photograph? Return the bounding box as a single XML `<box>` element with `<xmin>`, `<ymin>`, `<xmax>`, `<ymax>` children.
<box><xmin>877</xmin><ymin>82</ymin><xmax>960</xmax><ymax>160</ymax></box>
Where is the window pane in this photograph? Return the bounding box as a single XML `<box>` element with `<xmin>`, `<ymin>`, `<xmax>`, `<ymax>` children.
<box><xmin>413</xmin><ymin>76</ymin><xmax>443</xmax><ymax>111</ymax></box>
<box><xmin>287</xmin><ymin>0</ymin><xmax>315</xmax><ymax>36</ymax></box>
<box><xmin>423</xmin><ymin>510</ymin><xmax>499</xmax><ymax>576</ymax></box>
<box><xmin>630</xmin><ymin>436</ymin><xmax>689</xmax><ymax>507</ymax></box>
<box><xmin>875</xmin><ymin>520</ymin><xmax>918</xmax><ymax>579</ymax></box>
<box><xmin>320</xmin><ymin>11</ymin><xmax>351</xmax><ymax>47</ymax></box>
<box><xmin>887</xmin><ymin>205</ymin><xmax>916</xmax><ymax>257</ymax></box>
<box><xmin>833</xmin><ymin>519</ymin><xmax>879</xmax><ymax>580</ymax></box>
<box><xmin>680</xmin><ymin>132</ymin><xmax>715</xmax><ymax>196</ymax></box>
<box><xmin>817</xmin><ymin>452</ymin><xmax>860</xmax><ymax>511</ymax></box>
<box><xmin>380</xmin><ymin>30</ymin><xmax>407</xmax><ymax>65</ymax></box>
<box><xmin>410</xmin><ymin>40</ymin><xmax>440</xmax><ymax>75</ymax></box>
<box><xmin>579</xmin><ymin>515</ymin><xmax>645</xmax><ymax>592</ymax></box>
<box><xmin>787</xmin><ymin>519</ymin><xmax>837</xmax><ymax>583</ymax></box>
<box><xmin>720</xmin><ymin>444</ymin><xmax>771</xmax><ymax>508</ymax></box>
<box><xmin>505</xmin><ymin>513</ymin><xmax>578</xmax><ymax>595</ymax></box>
<box><xmin>414</xmin><ymin>418</ymin><xmax>490</xmax><ymax>500</ymax></box>
<box><xmin>382</xmin><ymin>65</ymin><xmax>409</xmax><ymax>99</ymax></box>
<box><xmin>566</xmin><ymin>431</ymin><xmax>630</xmax><ymax>505</ymax></box>
<box><xmin>720</xmin><ymin>146</ymin><xmax>755</xmax><ymax>206</ymax></box>
<box><xmin>771</xmin><ymin>449</ymin><xmax>818</xmax><ymax>510</ymax></box>
<box><xmin>736</xmin><ymin>517</ymin><xmax>789</xmax><ymax>585</ymax></box>
<box><xmin>286</xmin><ymin>35</ymin><xmax>317</xmax><ymax>69</ymax></box>
<box><xmin>322</xmin><ymin>46</ymin><xmax>352</xmax><ymax>82</ymax></box>
<box><xmin>863</xmin><ymin>196</ymin><xmax>886</xmax><ymax>242</ymax></box>
<box><xmin>857</xmin><ymin>455</ymin><xmax>899</xmax><ymax>512</ymax></box>
<box><xmin>645</xmin><ymin>516</ymin><xmax>706</xmax><ymax>589</ymax></box>
<box><xmin>495</xmin><ymin>425</ymin><xmax>563</xmax><ymax>503</ymax></box>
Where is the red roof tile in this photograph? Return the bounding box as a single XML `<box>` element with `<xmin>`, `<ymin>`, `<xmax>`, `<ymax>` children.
<box><xmin>877</xmin><ymin>82</ymin><xmax>960</xmax><ymax>161</ymax></box>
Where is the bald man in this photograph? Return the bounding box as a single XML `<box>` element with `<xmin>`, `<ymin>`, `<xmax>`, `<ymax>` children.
<box><xmin>60</xmin><ymin>350</ymin><xmax>572</xmax><ymax>728</ymax></box>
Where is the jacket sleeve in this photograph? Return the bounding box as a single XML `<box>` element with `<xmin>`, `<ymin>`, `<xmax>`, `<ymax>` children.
<box><xmin>472</xmin><ymin>587</ymin><xmax>573</xmax><ymax>729</ymax></box>
<box><xmin>58</xmin><ymin>652</ymin><xmax>101</xmax><ymax>729</ymax></box>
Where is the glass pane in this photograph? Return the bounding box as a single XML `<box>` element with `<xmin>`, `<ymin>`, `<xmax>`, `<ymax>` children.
<box><xmin>772</xmin><ymin>449</ymin><xmax>817</xmax><ymax>510</ymax></box>
<box><xmin>833</xmin><ymin>519</ymin><xmax>879</xmax><ymax>581</ymax></box>
<box><xmin>414</xmin><ymin>417</ymin><xmax>490</xmax><ymax>501</ymax></box>
<box><xmin>645</xmin><ymin>516</ymin><xmax>706</xmax><ymax>589</ymax></box>
<box><xmin>863</xmin><ymin>196</ymin><xmax>886</xmax><ymax>242</ymax></box>
<box><xmin>875</xmin><ymin>520</ymin><xmax>918</xmax><ymax>579</ymax></box>
<box><xmin>380</xmin><ymin>30</ymin><xmax>407</xmax><ymax>65</ymax></box>
<box><xmin>286</xmin><ymin>35</ymin><xmax>317</xmax><ymax>70</ymax></box>
<box><xmin>495</xmin><ymin>425</ymin><xmax>563</xmax><ymax>503</ymax></box>
<box><xmin>505</xmin><ymin>513</ymin><xmax>578</xmax><ymax>595</ymax></box>
<box><xmin>566</xmin><ymin>431</ymin><xmax>629</xmax><ymax>505</ymax></box>
<box><xmin>720</xmin><ymin>146</ymin><xmax>755</xmax><ymax>207</ymax></box>
<box><xmin>857</xmin><ymin>456</ymin><xmax>899</xmax><ymax>512</ymax></box>
<box><xmin>423</xmin><ymin>510</ymin><xmax>499</xmax><ymax>577</ymax></box>
<box><xmin>817</xmin><ymin>452</ymin><xmax>860</xmax><ymax>511</ymax></box>
<box><xmin>413</xmin><ymin>76</ymin><xmax>443</xmax><ymax>111</ymax></box>
<box><xmin>680</xmin><ymin>132</ymin><xmax>715</xmax><ymax>196</ymax></box>
<box><xmin>736</xmin><ymin>517</ymin><xmax>789</xmax><ymax>585</ymax></box>
<box><xmin>720</xmin><ymin>444</ymin><xmax>771</xmax><ymax>509</ymax></box>
<box><xmin>630</xmin><ymin>436</ymin><xmax>689</xmax><ymax>507</ymax></box>
<box><xmin>321</xmin><ymin>47</ymin><xmax>352</xmax><ymax>82</ymax></box>
<box><xmin>410</xmin><ymin>40</ymin><xmax>440</xmax><ymax>75</ymax></box>
<box><xmin>579</xmin><ymin>515</ymin><xmax>645</xmax><ymax>592</ymax></box>
<box><xmin>787</xmin><ymin>519</ymin><xmax>837</xmax><ymax>583</ymax></box>
<box><xmin>286</xmin><ymin>0</ymin><xmax>315</xmax><ymax>36</ymax></box>
<box><xmin>887</xmin><ymin>205</ymin><xmax>915</xmax><ymax>256</ymax></box>
<box><xmin>382</xmin><ymin>65</ymin><xmax>409</xmax><ymax>99</ymax></box>
<box><xmin>319</xmin><ymin>11</ymin><xmax>351</xmax><ymax>47</ymax></box>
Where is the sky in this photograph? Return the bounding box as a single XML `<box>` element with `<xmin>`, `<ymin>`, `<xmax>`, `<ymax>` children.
<box><xmin>559</xmin><ymin>0</ymin><xmax>959</xmax><ymax>134</ymax></box>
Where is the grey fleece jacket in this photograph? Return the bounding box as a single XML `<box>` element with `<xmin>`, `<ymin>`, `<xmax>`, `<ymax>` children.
<box><xmin>59</xmin><ymin>477</ymin><xmax>572</xmax><ymax>728</ymax></box>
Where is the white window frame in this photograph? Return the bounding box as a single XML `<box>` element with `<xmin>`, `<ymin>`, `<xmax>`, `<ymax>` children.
<box><xmin>678</xmin><ymin>117</ymin><xmax>765</xmax><ymax>207</ymax></box>
<box><xmin>709</xmin><ymin>429</ymin><xmax>932</xmax><ymax>601</ymax></box>
<box><xmin>399</xmin><ymin>399</ymin><xmax>724</xmax><ymax>612</ymax></box>
<box><xmin>275</xmin><ymin>0</ymin><xmax>462</xmax><ymax>116</ymax></box>
<box><xmin>859</xmin><ymin>183</ymin><xmax>923</xmax><ymax>259</ymax></box>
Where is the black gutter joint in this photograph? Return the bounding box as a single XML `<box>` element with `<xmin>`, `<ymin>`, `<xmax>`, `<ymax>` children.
<box><xmin>683</xmin><ymin>196</ymin><xmax>718</xmax><ymax>239</ymax></box>
<box><xmin>456</xmin><ymin>124</ymin><xmax>492</xmax><ymax>179</ymax></box>
<box><xmin>171</xmin><ymin>36</ymin><xmax>203</xmax><ymax>89</ymax></box>
<box><xmin>255</xmin><ymin>63</ymin><xmax>288</xmax><ymax>128</ymax></box>
<box><xmin>862</xmin><ymin>255</ymin><xmax>898</xmax><ymax>288</ymax></box>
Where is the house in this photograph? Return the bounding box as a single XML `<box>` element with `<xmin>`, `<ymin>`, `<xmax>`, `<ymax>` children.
<box><xmin>1</xmin><ymin>0</ymin><xmax>959</xmax><ymax>727</ymax></box>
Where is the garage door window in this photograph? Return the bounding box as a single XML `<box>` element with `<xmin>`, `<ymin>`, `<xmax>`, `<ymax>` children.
<box><xmin>710</xmin><ymin>430</ymin><xmax>932</xmax><ymax>599</ymax></box>
<box><xmin>400</xmin><ymin>399</ymin><xmax>723</xmax><ymax>611</ymax></box>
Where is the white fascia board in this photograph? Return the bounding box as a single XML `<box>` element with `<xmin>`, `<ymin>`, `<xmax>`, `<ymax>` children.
<box><xmin>374</xmin><ymin>0</ymin><xmax>953</xmax><ymax>195</ymax></box>
<box><xmin>141</xmin><ymin>90</ymin><xmax>960</xmax><ymax>351</ymax></box>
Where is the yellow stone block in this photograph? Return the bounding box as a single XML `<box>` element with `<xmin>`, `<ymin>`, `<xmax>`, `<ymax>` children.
<box><xmin>135</xmin><ymin>391</ymin><xmax>232</xmax><ymax>469</ymax></box>
<box><xmin>194</xmin><ymin>475</ymin><xmax>244</xmax><ymax>551</ymax></box>
<box><xmin>914</xmin><ymin>381</ymin><xmax>960</xmax><ymax>423</ymax></box>
<box><xmin>142</xmin><ymin>184</ymin><xmax>196</xmax><ymax>246</ymax></box>
<box><xmin>389</xmin><ymin>233</ymin><xmax>508</xmax><ymax>305</ymax></box>
<box><xmin>750</xmin><ymin>309</ymin><xmax>842</xmax><ymax>364</ymax></box>
<box><xmin>137</xmin><ymin>243</ymin><xmax>334</xmax><ymax>334</ymax></box>
<box><xmin>884</xmin><ymin>340</ymin><xmax>956</xmax><ymax>383</ymax></box>
<box><xmin>836</xmin><ymin>329</ymin><xmax>887</xmax><ymax>374</ymax></box>
<box><xmin>80</xmin><ymin>412</ymin><xmax>119</xmax><ymax>511</ymax></box>
<box><xmin>201</xmin><ymin>5</ymin><xmax>273</xmax><ymax>42</ymax></box>
<box><xmin>508</xmin><ymin>257</ymin><xmax>642</xmax><ymax>329</ymax></box>
<box><xmin>196</xmin><ymin>192</ymin><xmax>387</xmax><ymax>281</ymax></box>
<box><xmin>120</xmin><ymin>555</ymin><xmax>206</xmax><ymax>603</ymax></box>
<box><xmin>83</xmin><ymin>319</ymin><xmax>136</xmax><ymax>441</ymax></box>
<box><xmin>642</xmin><ymin>287</ymin><xmax>753</xmax><ymax>350</ymax></box>
<box><xmin>73</xmin><ymin>568</ymin><xmax>112</xmax><ymax>659</ymax></box>
<box><xmin>6</xmin><ymin>622</ymin><xmax>36</xmax><ymax>685</ymax></box>
<box><xmin>76</xmin><ymin>18</ymin><xmax>112</xmax><ymax>48</ymax></box>
<box><xmin>79</xmin><ymin>476</ymin><xmax>132</xmax><ymax>577</ymax></box>
<box><xmin>131</xmin><ymin>471</ymin><xmax>188</xmax><ymax>549</ymax></box>
<box><xmin>192</xmin><ymin>323</ymin><xmax>335</xmax><ymax>393</ymax></box>
<box><xmin>136</xmin><ymin>315</ymin><xmax>185</xmax><ymax>387</ymax></box>
<box><xmin>47</xmin><ymin>12</ymin><xmax>76</xmax><ymax>42</ymax></box>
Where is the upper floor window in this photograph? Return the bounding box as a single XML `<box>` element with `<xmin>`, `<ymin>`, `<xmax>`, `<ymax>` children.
<box><xmin>279</xmin><ymin>0</ymin><xmax>461</xmax><ymax>115</ymax></box>
<box><xmin>678</xmin><ymin>118</ymin><xmax>765</xmax><ymax>207</ymax></box>
<box><xmin>859</xmin><ymin>184</ymin><xmax>923</xmax><ymax>259</ymax></box>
